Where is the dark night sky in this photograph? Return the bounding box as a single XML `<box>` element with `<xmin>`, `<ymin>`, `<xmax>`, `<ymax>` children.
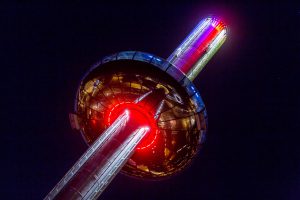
<box><xmin>2</xmin><ymin>1</ymin><xmax>300</xmax><ymax>200</ymax></box>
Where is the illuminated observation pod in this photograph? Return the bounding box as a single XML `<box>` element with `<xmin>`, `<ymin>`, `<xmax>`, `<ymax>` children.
<box><xmin>45</xmin><ymin>16</ymin><xmax>228</xmax><ymax>200</ymax></box>
<box><xmin>68</xmin><ymin>16</ymin><xmax>227</xmax><ymax>180</ymax></box>
<box><xmin>70</xmin><ymin>51</ymin><xmax>208</xmax><ymax>179</ymax></box>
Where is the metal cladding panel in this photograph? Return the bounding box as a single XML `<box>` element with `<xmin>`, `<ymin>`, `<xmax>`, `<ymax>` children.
<box><xmin>165</xmin><ymin>65</ymin><xmax>185</xmax><ymax>82</ymax></box>
<box><xmin>184</xmin><ymin>82</ymin><xmax>198</xmax><ymax>96</ymax></box>
<box><xmin>102</xmin><ymin>54</ymin><xmax>117</xmax><ymax>64</ymax></box>
<box><xmin>150</xmin><ymin>56</ymin><xmax>168</xmax><ymax>71</ymax></box>
<box><xmin>191</xmin><ymin>92</ymin><xmax>206</xmax><ymax>113</ymax></box>
<box><xmin>134</xmin><ymin>51</ymin><xmax>154</xmax><ymax>62</ymax></box>
<box><xmin>116</xmin><ymin>51</ymin><xmax>136</xmax><ymax>60</ymax></box>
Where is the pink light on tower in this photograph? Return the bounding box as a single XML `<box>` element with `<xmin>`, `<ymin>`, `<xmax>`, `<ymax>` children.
<box><xmin>168</xmin><ymin>17</ymin><xmax>227</xmax><ymax>80</ymax></box>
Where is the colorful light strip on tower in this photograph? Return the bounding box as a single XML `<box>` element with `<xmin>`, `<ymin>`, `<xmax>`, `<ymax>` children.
<box><xmin>167</xmin><ymin>17</ymin><xmax>227</xmax><ymax>81</ymax></box>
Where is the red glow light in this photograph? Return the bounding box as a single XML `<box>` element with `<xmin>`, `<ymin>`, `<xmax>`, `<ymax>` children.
<box><xmin>106</xmin><ymin>102</ymin><xmax>158</xmax><ymax>150</ymax></box>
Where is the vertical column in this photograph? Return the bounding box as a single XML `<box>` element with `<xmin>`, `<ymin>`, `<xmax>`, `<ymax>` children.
<box><xmin>45</xmin><ymin>111</ymin><xmax>150</xmax><ymax>200</ymax></box>
<box><xmin>167</xmin><ymin>17</ymin><xmax>227</xmax><ymax>81</ymax></box>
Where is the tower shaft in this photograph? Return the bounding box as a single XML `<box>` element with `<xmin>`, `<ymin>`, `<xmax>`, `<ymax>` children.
<box><xmin>167</xmin><ymin>17</ymin><xmax>227</xmax><ymax>80</ymax></box>
<box><xmin>45</xmin><ymin>111</ymin><xmax>149</xmax><ymax>199</ymax></box>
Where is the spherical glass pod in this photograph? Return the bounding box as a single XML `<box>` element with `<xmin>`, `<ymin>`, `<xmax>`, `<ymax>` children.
<box><xmin>73</xmin><ymin>51</ymin><xmax>207</xmax><ymax>179</ymax></box>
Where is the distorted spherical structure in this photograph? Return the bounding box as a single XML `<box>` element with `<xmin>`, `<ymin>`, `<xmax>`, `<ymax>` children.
<box><xmin>73</xmin><ymin>51</ymin><xmax>207</xmax><ymax>179</ymax></box>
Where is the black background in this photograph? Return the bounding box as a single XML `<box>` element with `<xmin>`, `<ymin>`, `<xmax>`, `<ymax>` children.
<box><xmin>2</xmin><ymin>1</ymin><xmax>300</xmax><ymax>200</ymax></box>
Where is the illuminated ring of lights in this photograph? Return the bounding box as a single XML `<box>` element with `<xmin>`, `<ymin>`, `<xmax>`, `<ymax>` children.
<box><xmin>107</xmin><ymin>102</ymin><xmax>158</xmax><ymax>150</ymax></box>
